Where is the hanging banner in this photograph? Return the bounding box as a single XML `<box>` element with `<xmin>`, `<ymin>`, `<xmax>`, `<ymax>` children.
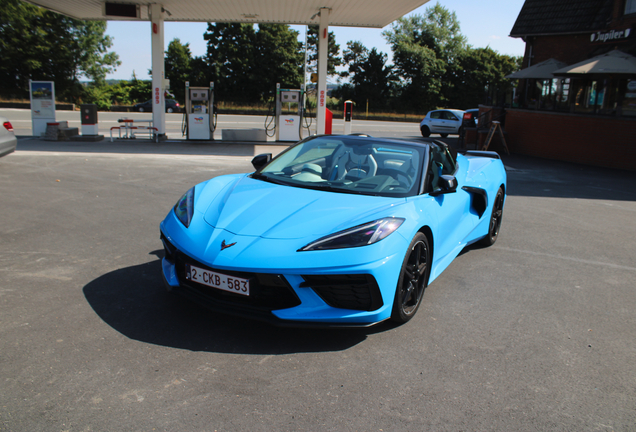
<box><xmin>30</xmin><ymin>80</ymin><xmax>56</xmax><ymax>136</ymax></box>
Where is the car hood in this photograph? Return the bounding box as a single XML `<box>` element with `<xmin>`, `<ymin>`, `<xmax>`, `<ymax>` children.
<box><xmin>202</xmin><ymin>175</ymin><xmax>405</xmax><ymax>240</ymax></box>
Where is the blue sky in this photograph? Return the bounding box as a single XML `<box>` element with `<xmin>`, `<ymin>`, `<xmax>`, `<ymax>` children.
<box><xmin>105</xmin><ymin>0</ymin><xmax>526</xmax><ymax>81</ymax></box>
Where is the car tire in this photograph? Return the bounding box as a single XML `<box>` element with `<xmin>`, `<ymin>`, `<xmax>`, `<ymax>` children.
<box><xmin>420</xmin><ymin>126</ymin><xmax>431</xmax><ymax>137</ymax></box>
<box><xmin>167</xmin><ymin>107</ymin><xmax>173</xmax><ymax>113</ymax></box>
<box><xmin>440</xmin><ymin>133</ymin><xmax>449</xmax><ymax>138</ymax></box>
<box><xmin>391</xmin><ymin>232</ymin><xmax>431</xmax><ymax>324</ymax></box>
<box><xmin>138</xmin><ymin>107</ymin><xmax>144</xmax><ymax>112</ymax></box>
<box><xmin>479</xmin><ymin>187</ymin><xmax>504</xmax><ymax>247</ymax></box>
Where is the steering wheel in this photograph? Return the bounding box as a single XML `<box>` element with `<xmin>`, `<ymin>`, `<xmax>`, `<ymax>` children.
<box><xmin>381</xmin><ymin>169</ymin><xmax>412</xmax><ymax>189</ymax></box>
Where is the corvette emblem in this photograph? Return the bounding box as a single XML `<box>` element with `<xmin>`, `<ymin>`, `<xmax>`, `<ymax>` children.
<box><xmin>221</xmin><ymin>240</ymin><xmax>237</xmax><ymax>251</ymax></box>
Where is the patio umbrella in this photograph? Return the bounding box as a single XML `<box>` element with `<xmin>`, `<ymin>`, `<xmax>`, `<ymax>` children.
<box><xmin>505</xmin><ymin>58</ymin><xmax>567</xmax><ymax>79</ymax></box>
<box><xmin>552</xmin><ymin>50</ymin><xmax>636</xmax><ymax>77</ymax></box>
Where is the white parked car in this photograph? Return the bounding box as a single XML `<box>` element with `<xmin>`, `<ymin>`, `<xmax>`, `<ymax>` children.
<box><xmin>419</xmin><ymin>109</ymin><xmax>465</xmax><ymax>138</ymax></box>
<box><xmin>0</xmin><ymin>116</ymin><xmax>17</xmax><ymax>158</ymax></box>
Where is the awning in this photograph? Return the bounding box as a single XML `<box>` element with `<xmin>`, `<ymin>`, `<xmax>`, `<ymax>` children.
<box><xmin>505</xmin><ymin>58</ymin><xmax>567</xmax><ymax>79</ymax></box>
<box><xmin>552</xmin><ymin>50</ymin><xmax>636</xmax><ymax>78</ymax></box>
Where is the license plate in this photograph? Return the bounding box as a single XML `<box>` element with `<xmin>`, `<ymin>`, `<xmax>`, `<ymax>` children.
<box><xmin>185</xmin><ymin>264</ymin><xmax>250</xmax><ymax>296</ymax></box>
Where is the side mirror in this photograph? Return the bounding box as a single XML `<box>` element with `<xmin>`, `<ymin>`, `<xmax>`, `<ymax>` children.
<box><xmin>431</xmin><ymin>175</ymin><xmax>458</xmax><ymax>196</ymax></box>
<box><xmin>251</xmin><ymin>153</ymin><xmax>272</xmax><ymax>171</ymax></box>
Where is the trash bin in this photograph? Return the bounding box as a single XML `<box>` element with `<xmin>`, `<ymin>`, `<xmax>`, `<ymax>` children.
<box><xmin>81</xmin><ymin>104</ymin><xmax>98</xmax><ymax>135</ymax></box>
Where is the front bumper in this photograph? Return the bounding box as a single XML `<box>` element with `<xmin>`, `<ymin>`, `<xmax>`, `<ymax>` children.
<box><xmin>160</xmin><ymin>225</ymin><xmax>405</xmax><ymax>327</ymax></box>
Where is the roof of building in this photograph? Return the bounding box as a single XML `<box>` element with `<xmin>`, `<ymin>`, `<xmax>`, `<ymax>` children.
<box><xmin>509</xmin><ymin>0</ymin><xmax>614</xmax><ymax>37</ymax></box>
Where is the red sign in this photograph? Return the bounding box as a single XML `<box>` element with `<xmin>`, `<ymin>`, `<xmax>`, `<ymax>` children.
<box><xmin>319</xmin><ymin>90</ymin><xmax>325</xmax><ymax>107</ymax></box>
<box><xmin>154</xmin><ymin>87</ymin><xmax>160</xmax><ymax>104</ymax></box>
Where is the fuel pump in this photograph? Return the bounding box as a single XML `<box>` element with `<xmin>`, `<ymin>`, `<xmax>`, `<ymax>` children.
<box><xmin>184</xmin><ymin>82</ymin><xmax>215</xmax><ymax>140</ymax></box>
<box><xmin>275</xmin><ymin>83</ymin><xmax>304</xmax><ymax>142</ymax></box>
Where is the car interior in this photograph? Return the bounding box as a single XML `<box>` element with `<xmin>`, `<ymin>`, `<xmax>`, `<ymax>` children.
<box><xmin>426</xmin><ymin>142</ymin><xmax>458</xmax><ymax>193</ymax></box>
<box><xmin>260</xmin><ymin>138</ymin><xmax>423</xmax><ymax>196</ymax></box>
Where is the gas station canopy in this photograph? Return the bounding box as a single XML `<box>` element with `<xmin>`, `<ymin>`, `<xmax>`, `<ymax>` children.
<box><xmin>25</xmin><ymin>0</ymin><xmax>430</xmax><ymax>138</ymax></box>
<box><xmin>27</xmin><ymin>0</ymin><xmax>428</xmax><ymax>28</ymax></box>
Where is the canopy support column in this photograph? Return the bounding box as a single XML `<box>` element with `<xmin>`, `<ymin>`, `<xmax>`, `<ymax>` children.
<box><xmin>315</xmin><ymin>7</ymin><xmax>330</xmax><ymax>135</ymax></box>
<box><xmin>150</xmin><ymin>4</ymin><xmax>166</xmax><ymax>139</ymax></box>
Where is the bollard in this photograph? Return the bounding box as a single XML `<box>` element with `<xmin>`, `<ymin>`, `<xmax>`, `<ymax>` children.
<box><xmin>344</xmin><ymin>100</ymin><xmax>353</xmax><ymax>134</ymax></box>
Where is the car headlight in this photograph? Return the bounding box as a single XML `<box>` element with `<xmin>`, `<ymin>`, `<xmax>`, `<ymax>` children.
<box><xmin>174</xmin><ymin>187</ymin><xmax>194</xmax><ymax>228</ymax></box>
<box><xmin>299</xmin><ymin>217</ymin><xmax>405</xmax><ymax>251</ymax></box>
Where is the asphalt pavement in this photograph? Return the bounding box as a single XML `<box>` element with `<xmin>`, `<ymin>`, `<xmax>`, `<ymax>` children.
<box><xmin>1</xmin><ymin>136</ymin><xmax>635</xmax><ymax>431</ymax></box>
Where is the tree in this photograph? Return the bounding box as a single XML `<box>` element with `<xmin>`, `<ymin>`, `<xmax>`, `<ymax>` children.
<box><xmin>127</xmin><ymin>71</ymin><xmax>152</xmax><ymax>104</ymax></box>
<box><xmin>254</xmin><ymin>24</ymin><xmax>304</xmax><ymax>97</ymax></box>
<box><xmin>306</xmin><ymin>26</ymin><xmax>342</xmax><ymax>76</ymax></box>
<box><xmin>76</xmin><ymin>22</ymin><xmax>121</xmax><ymax>86</ymax></box>
<box><xmin>383</xmin><ymin>3</ymin><xmax>467</xmax><ymax>111</ymax></box>
<box><xmin>337</xmin><ymin>41</ymin><xmax>394</xmax><ymax>109</ymax></box>
<box><xmin>0</xmin><ymin>0</ymin><xmax>120</xmax><ymax>101</ymax></box>
<box><xmin>447</xmin><ymin>47</ymin><xmax>522</xmax><ymax>108</ymax></box>
<box><xmin>204</xmin><ymin>23</ymin><xmax>304</xmax><ymax>102</ymax></box>
<box><xmin>204</xmin><ymin>23</ymin><xmax>258</xmax><ymax>102</ymax></box>
<box><xmin>165</xmin><ymin>38</ymin><xmax>193</xmax><ymax>103</ymax></box>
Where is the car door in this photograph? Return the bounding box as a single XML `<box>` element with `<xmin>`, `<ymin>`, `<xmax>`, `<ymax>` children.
<box><xmin>428</xmin><ymin>111</ymin><xmax>445</xmax><ymax>133</ymax></box>
<box><xmin>424</xmin><ymin>145</ymin><xmax>477</xmax><ymax>265</ymax></box>
<box><xmin>440</xmin><ymin>111</ymin><xmax>461</xmax><ymax>133</ymax></box>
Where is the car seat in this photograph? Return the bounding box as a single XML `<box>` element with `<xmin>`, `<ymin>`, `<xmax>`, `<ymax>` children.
<box><xmin>330</xmin><ymin>150</ymin><xmax>378</xmax><ymax>181</ymax></box>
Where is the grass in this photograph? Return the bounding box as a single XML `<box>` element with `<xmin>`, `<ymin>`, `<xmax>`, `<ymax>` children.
<box><xmin>215</xmin><ymin>101</ymin><xmax>422</xmax><ymax>123</ymax></box>
<box><xmin>0</xmin><ymin>98</ymin><xmax>423</xmax><ymax>122</ymax></box>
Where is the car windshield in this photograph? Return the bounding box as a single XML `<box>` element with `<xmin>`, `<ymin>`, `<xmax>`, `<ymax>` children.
<box><xmin>253</xmin><ymin>136</ymin><xmax>425</xmax><ymax>197</ymax></box>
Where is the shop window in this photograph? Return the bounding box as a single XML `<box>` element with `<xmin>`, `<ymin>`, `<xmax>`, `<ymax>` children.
<box><xmin>530</xmin><ymin>78</ymin><xmax>570</xmax><ymax>111</ymax></box>
<box><xmin>540</xmin><ymin>79</ymin><xmax>556</xmax><ymax>109</ymax></box>
<box><xmin>556</xmin><ymin>79</ymin><xmax>570</xmax><ymax>111</ymax></box>
<box><xmin>626</xmin><ymin>0</ymin><xmax>636</xmax><ymax>15</ymax></box>
<box><xmin>597</xmin><ymin>79</ymin><xmax>621</xmax><ymax>115</ymax></box>
<box><xmin>573</xmin><ymin>80</ymin><xmax>605</xmax><ymax>114</ymax></box>
<box><xmin>622</xmin><ymin>79</ymin><xmax>636</xmax><ymax>116</ymax></box>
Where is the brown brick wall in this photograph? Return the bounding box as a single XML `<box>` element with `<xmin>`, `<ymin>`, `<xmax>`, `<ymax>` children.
<box><xmin>530</xmin><ymin>34</ymin><xmax>593</xmax><ymax>64</ymax></box>
<box><xmin>505</xmin><ymin>109</ymin><xmax>636</xmax><ymax>170</ymax></box>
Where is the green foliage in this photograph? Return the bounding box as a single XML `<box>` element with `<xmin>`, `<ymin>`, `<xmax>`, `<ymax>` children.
<box><xmin>205</xmin><ymin>23</ymin><xmax>258</xmax><ymax>102</ymax></box>
<box><xmin>126</xmin><ymin>74</ymin><xmax>152</xmax><ymax>103</ymax></box>
<box><xmin>255</xmin><ymin>24</ymin><xmax>304</xmax><ymax>94</ymax></box>
<box><xmin>82</xmin><ymin>85</ymin><xmax>111</xmax><ymax>110</ymax></box>
<box><xmin>306</xmin><ymin>26</ymin><xmax>343</xmax><ymax>75</ymax></box>
<box><xmin>0</xmin><ymin>0</ymin><xmax>120</xmax><ymax>102</ymax></box>
<box><xmin>204</xmin><ymin>23</ymin><xmax>303</xmax><ymax>103</ymax></box>
<box><xmin>188</xmin><ymin>57</ymin><xmax>210</xmax><ymax>87</ymax></box>
<box><xmin>165</xmin><ymin>39</ymin><xmax>193</xmax><ymax>103</ymax></box>
<box><xmin>446</xmin><ymin>47</ymin><xmax>522</xmax><ymax>108</ymax></box>
<box><xmin>382</xmin><ymin>3</ymin><xmax>467</xmax><ymax>111</ymax></box>
<box><xmin>79</xmin><ymin>75</ymin><xmax>151</xmax><ymax>108</ymax></box>
<box><xmin>336</xmin><ymin>42</ymin><xmax>395</xmax><ymax>109</ymax></box>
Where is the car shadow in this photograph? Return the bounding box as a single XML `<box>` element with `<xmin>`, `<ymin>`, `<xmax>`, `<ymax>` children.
<box><xmin>83</xmin><ymin>251</ymin><xmax>398</xmax><ymax>354</ymax></box>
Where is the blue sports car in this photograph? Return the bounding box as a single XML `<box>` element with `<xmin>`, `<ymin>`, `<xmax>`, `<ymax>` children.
<box><xmin>160</xmin><ymin>135</ymin><xmax>506</xmax><ymax>326</ymax></box>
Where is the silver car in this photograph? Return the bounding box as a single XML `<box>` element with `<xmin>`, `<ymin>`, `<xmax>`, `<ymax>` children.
<box><xmin>419</xmin><ymin>109</ymin><xmax>465</xmax><ymax>138</ymax></box>
<box><xmin>0</xmin><ymin>116</ymin><xmax>17</xmax><ymax>158</ymax></box>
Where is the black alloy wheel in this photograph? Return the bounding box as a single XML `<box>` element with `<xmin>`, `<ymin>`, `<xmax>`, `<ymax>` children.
<box><xmin>167</xmin><ymin>107</ymin><xmax>173</xmax><ymax>113</ymax></box>
<box><xmin>420</xmin><ymin>125</ymin><xmax>431</xmax><ymax>137</ymax></box>
<box><xmin>138</xmin><ymin>107</ymin><xmax>145</xmax><ymax>112</ymax></box>
<box><xmin>391</xmin><ymin>233</ymin><xmax>430</xmax><ymax>323</ymax></box>
<box><xmin>480</xmin><ymin>186</ymin><xmax>504</xmax><ymax>246</ymax></box>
